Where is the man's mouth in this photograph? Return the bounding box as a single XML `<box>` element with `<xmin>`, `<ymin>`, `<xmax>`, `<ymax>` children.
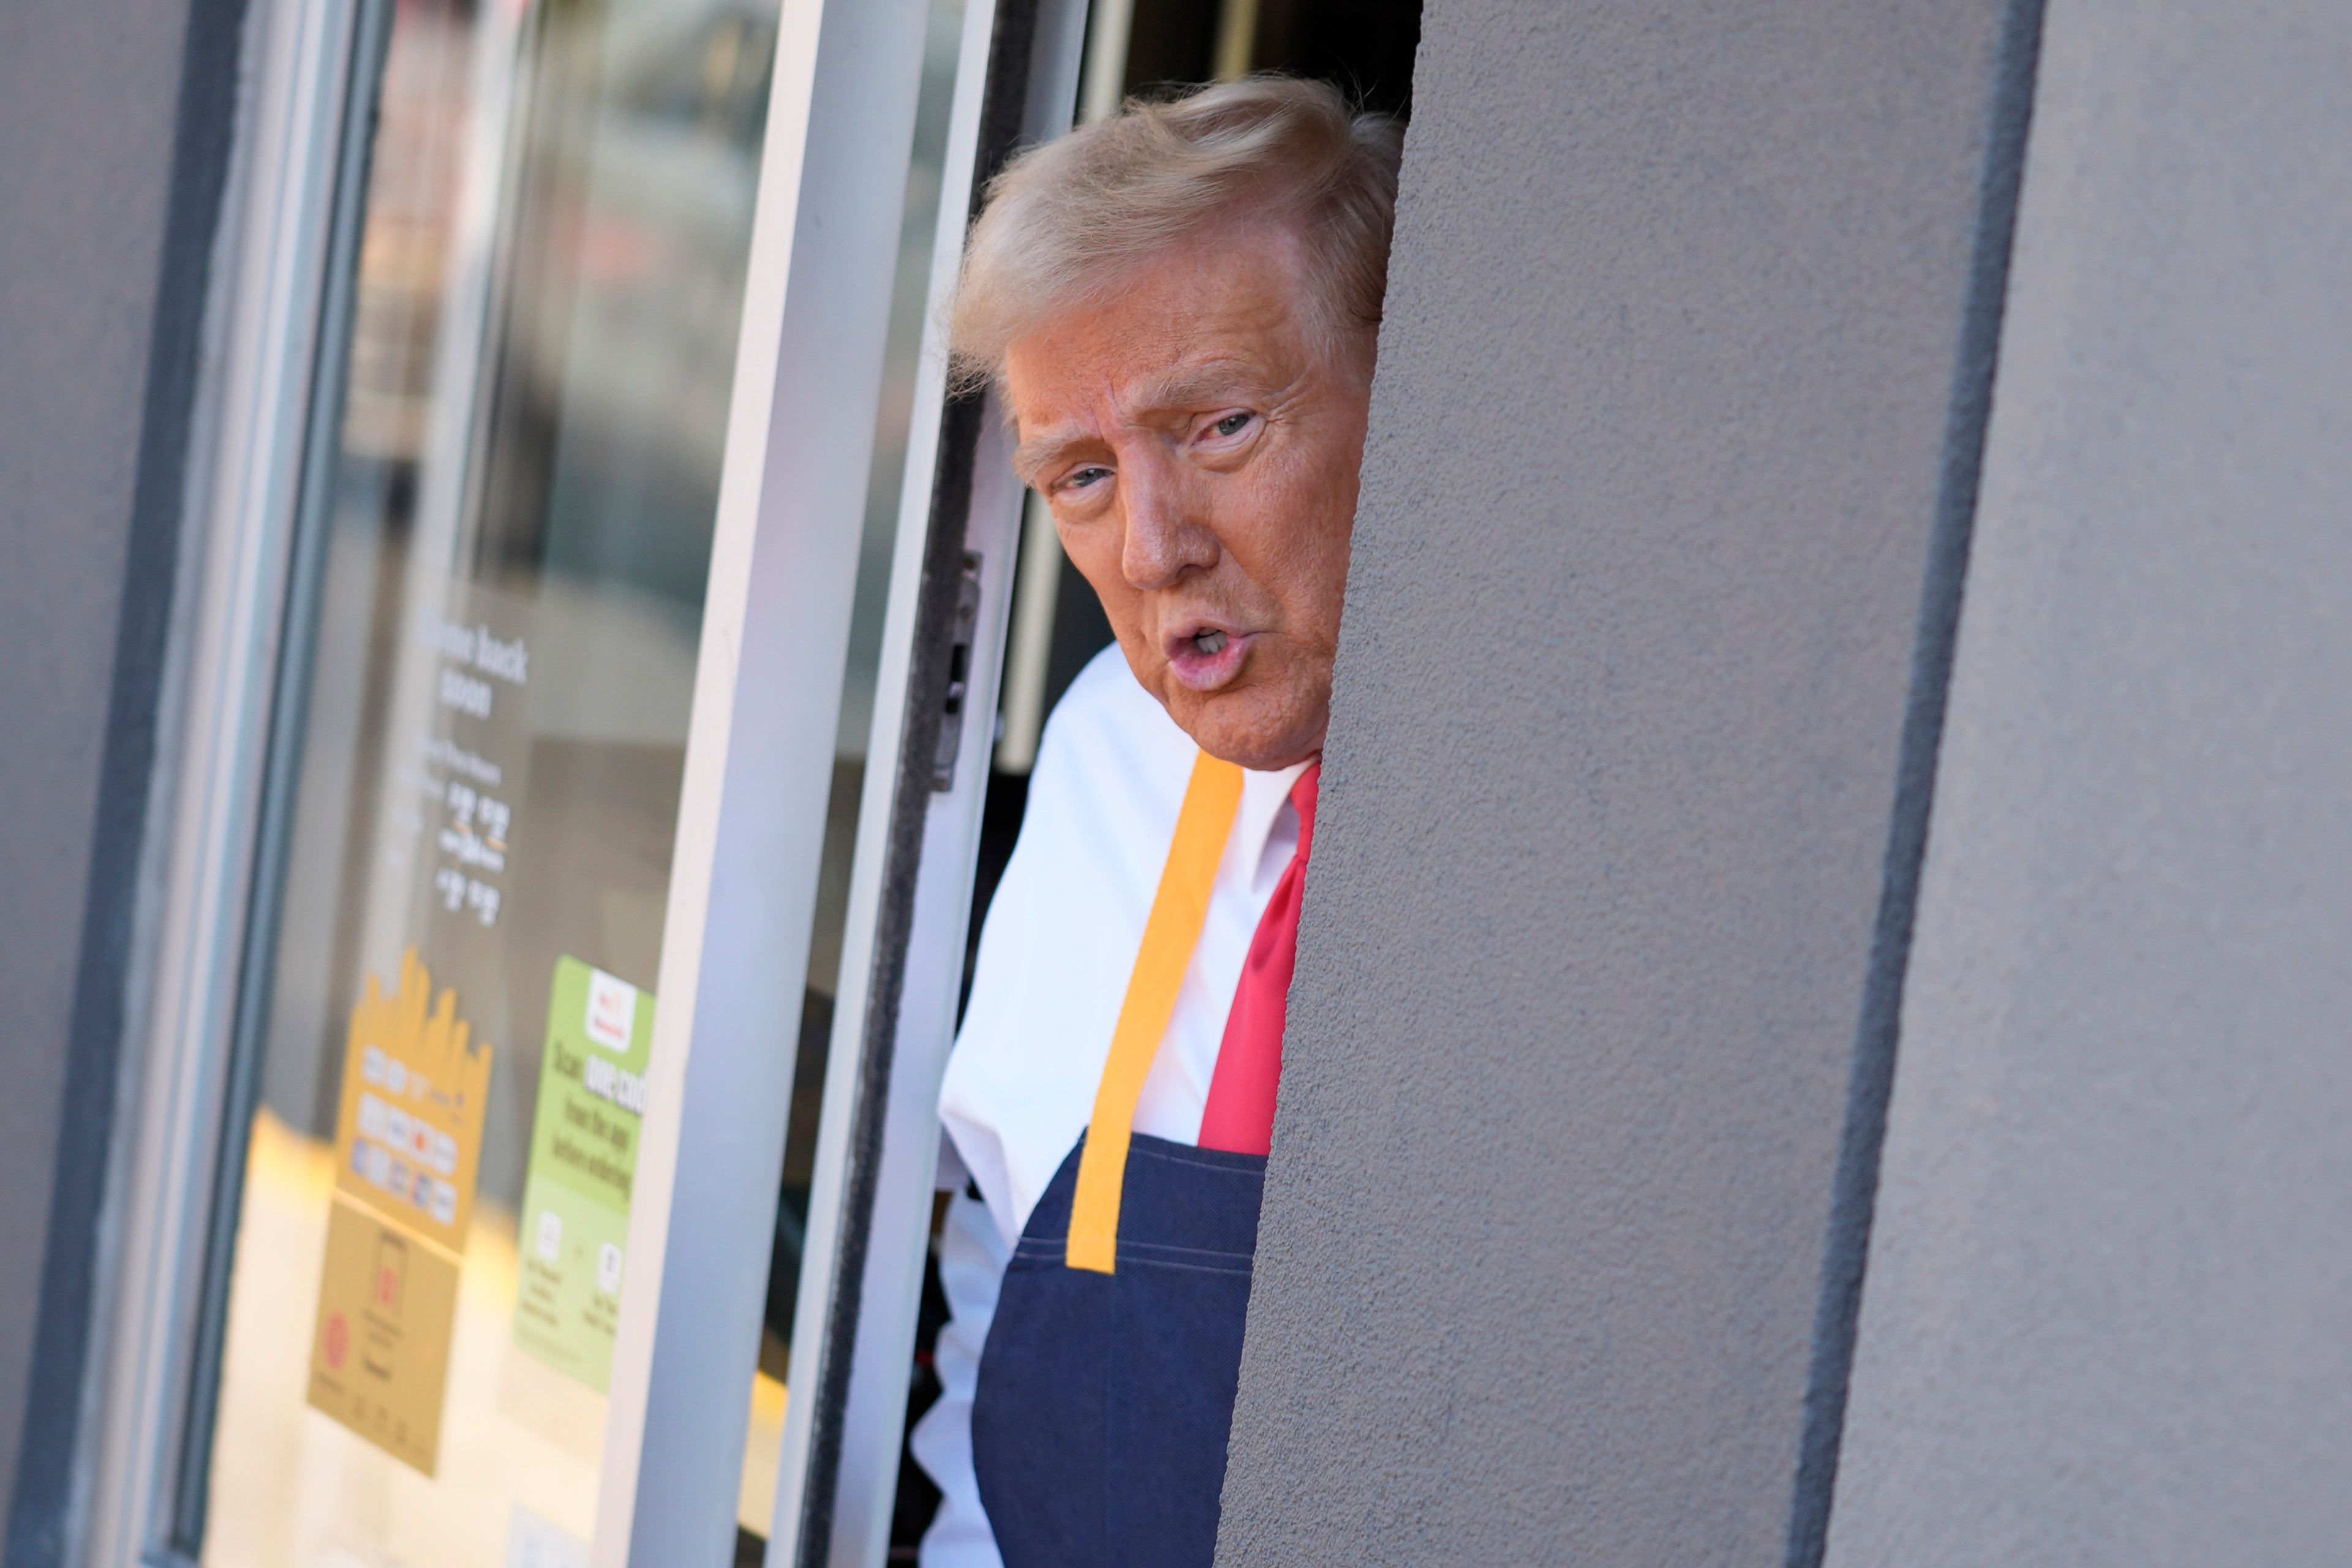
<box><xmin>1164</xmin><ymin>620</ymin><xmax>1252</xmax><ymax>692</ymax></box>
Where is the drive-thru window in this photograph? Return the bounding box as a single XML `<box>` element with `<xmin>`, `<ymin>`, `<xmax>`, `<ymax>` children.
<box><xmin>80</xmin><ymin>2</ymin><xmax>1417</xmax><ymax>1565</ymax></box>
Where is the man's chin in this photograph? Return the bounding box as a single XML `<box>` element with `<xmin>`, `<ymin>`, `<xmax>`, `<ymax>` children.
<box><xmin>1164</xmin><ymin>687</ymin><xmax>1324</xmax><ymax>772</ymax></box>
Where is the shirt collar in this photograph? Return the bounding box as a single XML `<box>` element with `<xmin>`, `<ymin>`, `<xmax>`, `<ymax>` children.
<box><xmin>1234</xmin><ymin>758</ymin><xmax>1315</xmax><ymax>881</ymax></box>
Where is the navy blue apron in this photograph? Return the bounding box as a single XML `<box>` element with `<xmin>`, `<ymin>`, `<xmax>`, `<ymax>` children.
<box><xmin>972</xmin><ymin>1134</ymin><xmax>1264</xmax><ymax>1566</ymax></box>
<box><xmin>970</xmin><ymin>752</ymin><xmax>1259</xmax><ymax>1567</ymax></box>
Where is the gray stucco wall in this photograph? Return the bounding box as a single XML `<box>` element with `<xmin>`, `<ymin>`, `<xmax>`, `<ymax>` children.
<box><xmin>0</xmin><ymin>0</ymin><xmax>241</xmax><ymax>1554</ymax></box>
<box><xmin>1218</xmin><ymin>0</ymin><xmax>2027</xmax><ymax>1561</ymax></box>
<box><xmin>1822</xmin><ymin>2</ymin><xmax>2352</xmax><ymax>1563</ymax></box>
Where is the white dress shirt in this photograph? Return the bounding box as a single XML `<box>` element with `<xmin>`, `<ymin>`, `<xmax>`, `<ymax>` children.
<box><xmin>911</xmin><ymin>644</ymin><xmax>1309</xmax><ymax>1568</ymax></box>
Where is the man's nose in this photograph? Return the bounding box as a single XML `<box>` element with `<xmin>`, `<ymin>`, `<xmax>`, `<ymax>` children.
<box><xmin>1118</xmin><ymin>454</ymin><xmax>1217</xmax><ymax>590</ymax></box>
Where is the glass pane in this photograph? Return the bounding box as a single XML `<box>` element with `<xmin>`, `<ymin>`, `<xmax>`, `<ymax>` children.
<box><xmin>734</xmin><ymin>0</ymin><xmax>966</xmax><ymax>1551</ymax></box>
<box><xmin>198</xmin><ymin>0</ymin><xmax>777</xmax><ymax>1559</ymax></box>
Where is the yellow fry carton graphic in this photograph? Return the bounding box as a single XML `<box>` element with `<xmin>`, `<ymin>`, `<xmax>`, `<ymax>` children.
<box><xmin>311</xmin><ymin>947</ymin><xmax>491</xmax><ymax>1476</ymax></box>
<box><xmin>330</xmin><ymin>947</ymin><xmax>494</xmax><ymax>1256</ymax></box>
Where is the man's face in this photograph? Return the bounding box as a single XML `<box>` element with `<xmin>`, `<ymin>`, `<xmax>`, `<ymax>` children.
<box><xmin>1004</xmin><ymin>224</ymin><xmax>1371</xmax><ymax>770</ymax></box>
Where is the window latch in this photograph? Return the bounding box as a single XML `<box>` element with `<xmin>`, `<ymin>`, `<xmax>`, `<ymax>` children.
<box><xmin>932</xmin><ymin>551</ymin><xmax>982</xmax><ymax>791</ymax></box>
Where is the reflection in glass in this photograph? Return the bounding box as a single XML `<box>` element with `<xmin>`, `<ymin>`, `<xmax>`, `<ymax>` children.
<box><xmin>202</xmin><ymin>0</ymin><xmax>775</xmax><ymax>1561</ymax></box>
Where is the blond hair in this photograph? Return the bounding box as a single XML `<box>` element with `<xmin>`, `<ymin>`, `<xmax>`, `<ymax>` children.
<box><xmin>949</xmin><ymin>75</ymin><xmax>1403</xmax><ymax>393</ymax></box>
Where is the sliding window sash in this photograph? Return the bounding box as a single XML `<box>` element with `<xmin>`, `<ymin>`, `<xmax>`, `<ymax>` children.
<box><xmin>594</xmin><ymin>1</ymin><xmax>943</xmax><ymax>1562</ymax></box>
<box><xmin>767</xmin><ymin>2</ymin><xmax>1087</xmax><ymax>1564</ymax></box>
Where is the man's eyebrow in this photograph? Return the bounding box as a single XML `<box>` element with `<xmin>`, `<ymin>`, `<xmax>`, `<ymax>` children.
<box><xmin>1013</xmin><ymin>427</ymin><xmax>1095</xmax><ymax>484</ymax></box>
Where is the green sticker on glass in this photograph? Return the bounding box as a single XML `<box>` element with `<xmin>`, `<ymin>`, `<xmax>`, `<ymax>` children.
<box><xmin>513</xmin><ymin>956</ymin><xmax>650</xmax><ymax>1392</ymax></box>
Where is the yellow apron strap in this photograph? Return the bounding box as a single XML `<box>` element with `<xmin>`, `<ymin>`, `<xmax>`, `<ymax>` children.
<box><xmin>1066</xmin><ymin>750</ymin><xmax>1244</xmax><ymax>1273</ymax></box>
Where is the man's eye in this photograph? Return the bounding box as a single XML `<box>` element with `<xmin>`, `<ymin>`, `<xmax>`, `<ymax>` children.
<box><xmin>1211</xmin><ymin>412</ymin><xmax>1253</xmax><ymax>437</ymax></box>
<box><xmin>1061</xmin><ymin>466</ymin><xmax>1110</xmax><ymax>491</ymax></box>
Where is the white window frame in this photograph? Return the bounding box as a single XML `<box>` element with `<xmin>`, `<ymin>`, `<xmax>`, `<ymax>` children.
<box><xmin>760</xmin><ymin>2</ymin><xmax>1087</xmax><ymax>1560</ymax></box>
<box><xmin>587</xmin><ymin>0</ymin><xmax>954</xmax><ymax>1560</ymax></box>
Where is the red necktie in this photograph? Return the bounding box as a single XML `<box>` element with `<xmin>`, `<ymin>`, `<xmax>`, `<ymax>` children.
<box><xmin>1196</xmin><ymin>763</ymin><xmax>1319</xmax><ymax>1156</ymax></box>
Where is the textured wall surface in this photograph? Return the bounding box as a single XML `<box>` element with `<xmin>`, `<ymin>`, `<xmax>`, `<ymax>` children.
<box><xmin>1823</xmin><ymin>2</ymin><xmax>2352</xmax><ymax>1563</ymax></box>
<box><xmin>0</xmin><ymin>0</ymin><xmax>235</xmax><ymax>1547</ymax></box>
<box><xmin>1218</xmin><ymin>0</ymin><xmax>2017</xmax><ymax>1561</ymax></box>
